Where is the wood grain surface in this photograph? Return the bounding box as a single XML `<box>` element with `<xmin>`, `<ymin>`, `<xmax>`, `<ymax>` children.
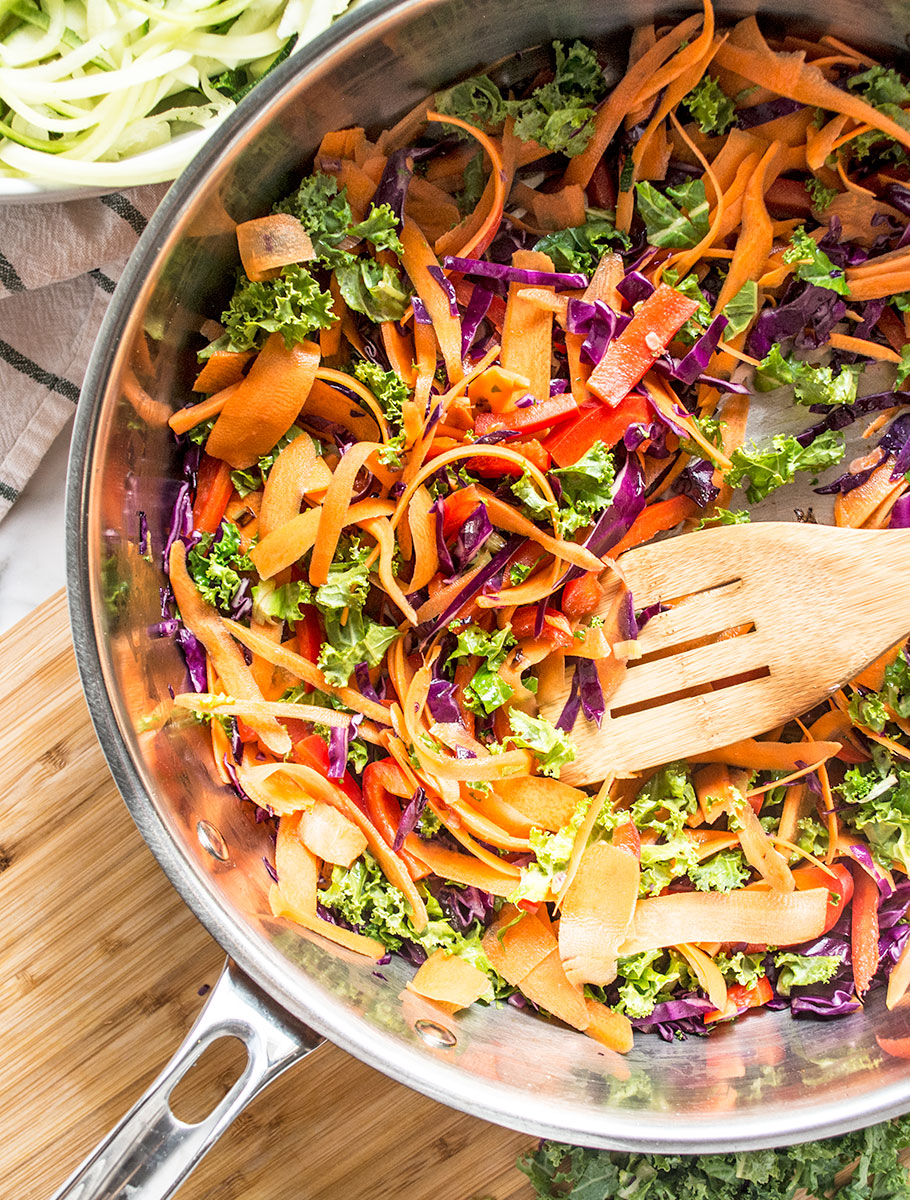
<box><xmin>0</xmin><ymin>590</ymin><xmax>535</xmax><ymax>1200</ymax></box>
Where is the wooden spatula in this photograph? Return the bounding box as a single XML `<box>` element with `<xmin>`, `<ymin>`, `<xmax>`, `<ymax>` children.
<box><xmin>547</xmin><ymin>522</ymin><xmax>910</xmax><ymax>787</ymax></box>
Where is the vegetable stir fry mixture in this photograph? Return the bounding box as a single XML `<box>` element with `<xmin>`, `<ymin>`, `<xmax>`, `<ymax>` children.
<box><xmin>162</xmin><ymin>0</ymin><xmax>910</xmax><ymax>1051</ymax></box>
<box><xmin>0</xmin><ymin>0</ymin><xmax>352</xmax><ymax>186</ymax></box>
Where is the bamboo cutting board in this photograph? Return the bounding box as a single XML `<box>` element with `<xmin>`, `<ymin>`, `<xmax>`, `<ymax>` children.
<box><xmin>0</xmin><ymin>589</ymin><xmax>534</xmax><ymax>1200</ymax></box>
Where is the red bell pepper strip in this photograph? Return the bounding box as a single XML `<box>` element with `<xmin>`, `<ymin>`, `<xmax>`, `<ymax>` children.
<box><xmin>442</xmin><ymin>485</ymin><xmax>484</xmax><ymax>539</ymax></box>
<box><xmin>294</xmin><ymin>605</ymin><xmax>323</xmax><ymax>663</ymax></box>
<box><xmin>473</xmin><ymin>392</ymin><xmax>578</xmax><ymax>438</ymax></box>
<box><xmin>511</xmin><ymin>605</ymin><xmax>575</xmax><ymax>649</ymax></box>
<box><xmin>587</xmin><ymin>284</ymin><xmax>701</xmax><ymax>407</ymax></box>
<box><xmin>792</xmin><ymin>863</ymin><xmax>854</xmax><ymax>933</ymax></box>
<box><xmin>363</xmin><ymin>758</ymin><xmax>431</xmax><ymax>881</ymax></box>
<box><xmin>292</xmin><ymin>732</ymin><xmax>365</xmax><ymax>811</ymax></box>
<box><xmin>850</xmin><ymin>862</ymin><xmax>880</xmax><ymax>995</ymax></box>
<box><xmin>468</xmin><ymin>439</ymin><xmax>551</xmax><ymax>478</ymax></box>
<box><xmin>544</xmin><ymin>393</ymin><xmax>652</xmax><ymax>467</ymax></box>
<box><xmin>192</xmin><ymin>453</ymin><xmax>234</xmax><ymax>534</ymax></box>
<box><xmin>561</xmin><ymin>571</ymin><xmax>605</xmax><ymax>618</ymax></box>
<box><xmin>764</xmin><ymin>176</ymin><xmax>814</xmax><ymax>218</ymax></box>
<box><xmin>705</xmin><ymin>976</ymin><xmax>774</xmax><ymax>1023</ymax></box>
<box><xmin>585</xmin><ymin>157</ymin><xmax>617</xmax><ymax>211</ymax></box>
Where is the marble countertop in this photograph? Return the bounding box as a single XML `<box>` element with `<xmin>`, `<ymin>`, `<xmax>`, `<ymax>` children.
<box><xmin>0</xmin><ymin>416</ymin><xmax>72</xmax><ymax>635</ymax></box>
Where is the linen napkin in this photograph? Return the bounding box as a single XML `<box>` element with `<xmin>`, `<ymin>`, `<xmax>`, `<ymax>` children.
<box><xmin>0</xmin><ymin>183</ymin><xmax>169</xmax><ymax>522</ymax></box>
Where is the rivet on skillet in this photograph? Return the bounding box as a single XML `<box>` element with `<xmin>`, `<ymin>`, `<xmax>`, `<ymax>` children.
<box><xmin>414</xmin><ymin>1019</ymin><xmax>457</xmax><ymax>1049</ymax></box>
<box><xmin>196</xmin><ymin>819</ymin><xmax>230</xmax><ymax>863</ymax></box>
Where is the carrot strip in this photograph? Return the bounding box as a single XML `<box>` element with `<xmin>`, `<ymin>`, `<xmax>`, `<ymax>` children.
<box><xmin>406</xmin><ymin>950</ymin><xmax>491</xmax><ymax>1011</ymax></box>
<box><xmin>428</xmin><ymin>111</ymin><xmax>508</xmax><ymax>260</ymax></box>
<box><xmin>690</xmin><ymin>738</ymin><xmax>842</xmax><ymax>771</ymax></box>
<box><xmin>609</xmin><ymin>495</ymin><xmax>699</xmax><ymax>558</ymax></box>
<box><xmin>236</xmin><ymin>214</ymin><xmax>315</xmax><ymax>282</ymax></box>
<box><xmin>223</xmin><ymin>618</ymin><xmax>393</xmax><ymax>725</ymax></box>
<box><xmin>564</xmin><ymin>10</ymin><xmax>706</xmax><ymax>188</ymax></box>
<box><xmin>559</xmin><ymin>842</ymin><xmax>640</xmax><ymax>985</ymax></box>
<box><xmin>715</xmin><ymin>22</ymin><xmax>910</xmax><ymax>154</ymax></box>
<box><xmin>404</xmin><ymin>836</ymin><xmax>518</xmax><ymax>894</ymax></box>
<box><xmin>192</xmin><ymin>351</ymin><xmax>254</xmax><ymax>394</ymax></box>
<box><xmin>309</xmin><ymin>442</ymin><xmax>386</xmax><ymax>586</ymax></box>
<box><xmin>168</xmin><ymin>541</ymin><xmax>290</xmax><ymax>756</ymax></box>
<box><xmin>168</xmin><ymin>381</ymin><xmax>240</xmax><ymax>436</ymax></box>
<box><xmin>715</xmin><ymin>140</ymin><xmax>782</xmax><ymax>311</ymax></box>
<box><xmin>297</xmin><ymin>802</ymin><xmax>368</xmax><ymax>868</ymax></box>
<box><xmin>206</xmin><ymin>335</ymin><xmax>321</xmax><ymax>469</ymax></box>
<box><xmin>827</xmin><ymin>333</ymin><xmax>902</xmax><ymax>363</ymax></box>
<box><xmin>399</xmin><ymin>216</ymin><xmax>464</xmax><ymax>384</ymax></box>
<box><xmin>272</xmin><ymin>816</ymin><xmax>386</xmax><ymax>959</ymax></box>
<box><xmin>501</xmin><ymin>250</ymin><xmax>556</xmax><ymax>400</ymax></box>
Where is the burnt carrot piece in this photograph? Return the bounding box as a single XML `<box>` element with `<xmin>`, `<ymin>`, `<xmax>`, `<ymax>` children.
<box><xmin>587</xmin><ymin>284</ymin><xmax>700</xmax><ymax>406</ymax></box>
<box><xmin>205</xmin><ymin>335</ymin><xmax>321</xmax><ymax>469</ymax></box>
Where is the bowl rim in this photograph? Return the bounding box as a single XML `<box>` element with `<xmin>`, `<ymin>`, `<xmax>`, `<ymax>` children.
<box><xmin>66</xmin><ymin>0</ymin><xmax>910</xmax><ymax>1152</ymax></box>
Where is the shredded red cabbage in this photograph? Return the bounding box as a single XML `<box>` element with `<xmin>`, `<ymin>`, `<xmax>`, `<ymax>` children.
<box><xmin>566</xmin><ymin>297</ymin><xmax>629</xmax><ymax>365</ymax></box>
<box><xmin>556</xmin><ymin>667</ymin><xmax>582</xmax><ymax>732</ymax></box>
<box><xmin>429</xmin><ymin>496</ymin><xmax>455</xmax><ymax>575</ymax></box>
<box><xmin>736</xmin><ymin>96</ymin><xmax>804</xmax><ymax>128</ymax></box>
<box><xmin>454</xmin><ymin>503</ymin><xmax>494</xmax><ymax>567</ymax></box>
<box><xmin>884</xmin><ymin>181</ymin><xmax>910</xmax><ymax>219</ymax></box>
<box><xmin>748</xmin><ymin>282</ymin><xmax>847</xmax><ymax>358</ymax></box>
<box><xmin>412</xmin><ymin>295</ymin><xmax>432</xmax><ymax>324</ymax></box>
<box><xmin>370</xmin><ymin>147</ymin><xmax>413</xmax><ymax>226</ymax></box>
<box><xmin>393</xmin><ymin>786</ymin><xmax>428</xmax><ymax>850</ymax></box>
<box><xmin>677</xmin><ymin>459</ymin><xmax>720</xmax><ymax>507</ymax></box>
<box><xmin>354</xmin><ymin>661</ymin><xmax>382</xmax><ymax>704</ymax></box>
<box><xmin>891</xmin><ymin>494</ymin><xmax>910</xmax><ymax>528</ymax></box>
<box><xmin>435</xmin><ymin>882</ymin><xmax>497</xmax><ymax>930</ymax></box>
<box><xmin>847</xmin><ymin>844</ymin><xmax>895</xmax><ymax>897</ymax></box>
<box><xmin>630</xmin><ymin>994</ymin><xmax>714</xmax><ymax>1041</ymax></box>
<box><xmin>665</xmin><ymin>314</ymin><xmax>728</xmax><ymax>386</ymax></box>
<box><xmin>616</xmin><ymin>270</ymin><xmax>654</xmax><ymax>305</ymax></box>
<box><xmin>427</xmin><ymin>677</ymin><xmax>461</xmax><ymax>724</ymax></box>
<box><xmin>175</xmin><ymin>625</ymin><xmax>207</xmax><ymax>692</ymax></box>
<box><xmin>420</xmin><ymin>535</ymin><xmax>523</xmax><ymax>639</ymax></box>
<box><xmin>442</xmin><ymin>255</ymin><xmax>588</xmax><ymax>290</ymax></box>
<box><xmin>575</xmin><ymin>657</ymin><xmax>605</xmax><ymax>726</ymax></box>
<box><xmin>428</xmin><ymin>264</ymin><xmax>459</xmax><ymax>317</ymax></box>
<box><xmin>460</xmin><ymin>285</ymin><xmax>493</xmax><ymax>355</ymax></box>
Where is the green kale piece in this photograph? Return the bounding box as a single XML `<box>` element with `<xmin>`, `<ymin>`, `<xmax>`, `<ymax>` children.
<box><xmin>635</xmin><ymin>179</ymin><xmax>710</xmax><ymax>249</ymax></box>
<box><xmin>219</xmin><ymin>265</ymin><xmax>335</xmax><ymax>352</ymax></box>
<box><xmin>684</xmin><ymin>75</ymin><xmax>736</xmax><ymax>135</ymax></box>
<box><xmin>782</xmin><ymin>227</ymin><xmax>848</xmax><ymax>295</ymax></box>
<box><xmin>186</xmin><ymin>520</ymin><xmax>253</xmax><ymax>612</ymax></box>
<box><xmin>725</xmin><ymin>429</ymin><xmax>845</xmax><ymax>503</ymax></box>
<box><xmin>508</xmin><ymin>709</ymin><xmax>576</xmax><ymax>778</ymax></box>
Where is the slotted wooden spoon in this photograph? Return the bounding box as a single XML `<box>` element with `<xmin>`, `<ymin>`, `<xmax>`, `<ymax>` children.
<box><xmin>546</xmin><ymin>522</ymin><xmax>910</xmax><ymax>787</ymax></box>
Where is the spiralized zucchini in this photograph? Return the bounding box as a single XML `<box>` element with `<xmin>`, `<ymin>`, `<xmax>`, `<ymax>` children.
<box><xmin>0</xmin><ymin>0</ymin><xmax>354</xmax><ymax>187</ymax></box>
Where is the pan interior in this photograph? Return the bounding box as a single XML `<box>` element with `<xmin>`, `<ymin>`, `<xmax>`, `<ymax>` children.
<box><xmin>67</xmin><ymin>0</ymin><xmax>910</xmax><ymax>1152</ymax></box>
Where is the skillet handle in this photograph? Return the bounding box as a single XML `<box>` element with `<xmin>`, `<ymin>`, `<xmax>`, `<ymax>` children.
<box><xmin>50</xmin><ymin>958</ymin><xmax>322</xmax><ymax>1200</ymax></box>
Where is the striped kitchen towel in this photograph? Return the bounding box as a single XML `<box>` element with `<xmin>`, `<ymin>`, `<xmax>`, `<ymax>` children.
<box><xmin>0</xmin><ymin>183</ymin><xmax>169</xmax><ymax>520</ymax></box>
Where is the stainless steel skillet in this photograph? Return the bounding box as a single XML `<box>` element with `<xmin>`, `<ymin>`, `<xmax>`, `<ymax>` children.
<box><xmin>62</xmin><ymin>0</ymin><xmax>910</xmax><ymax>1195</ymax></box>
